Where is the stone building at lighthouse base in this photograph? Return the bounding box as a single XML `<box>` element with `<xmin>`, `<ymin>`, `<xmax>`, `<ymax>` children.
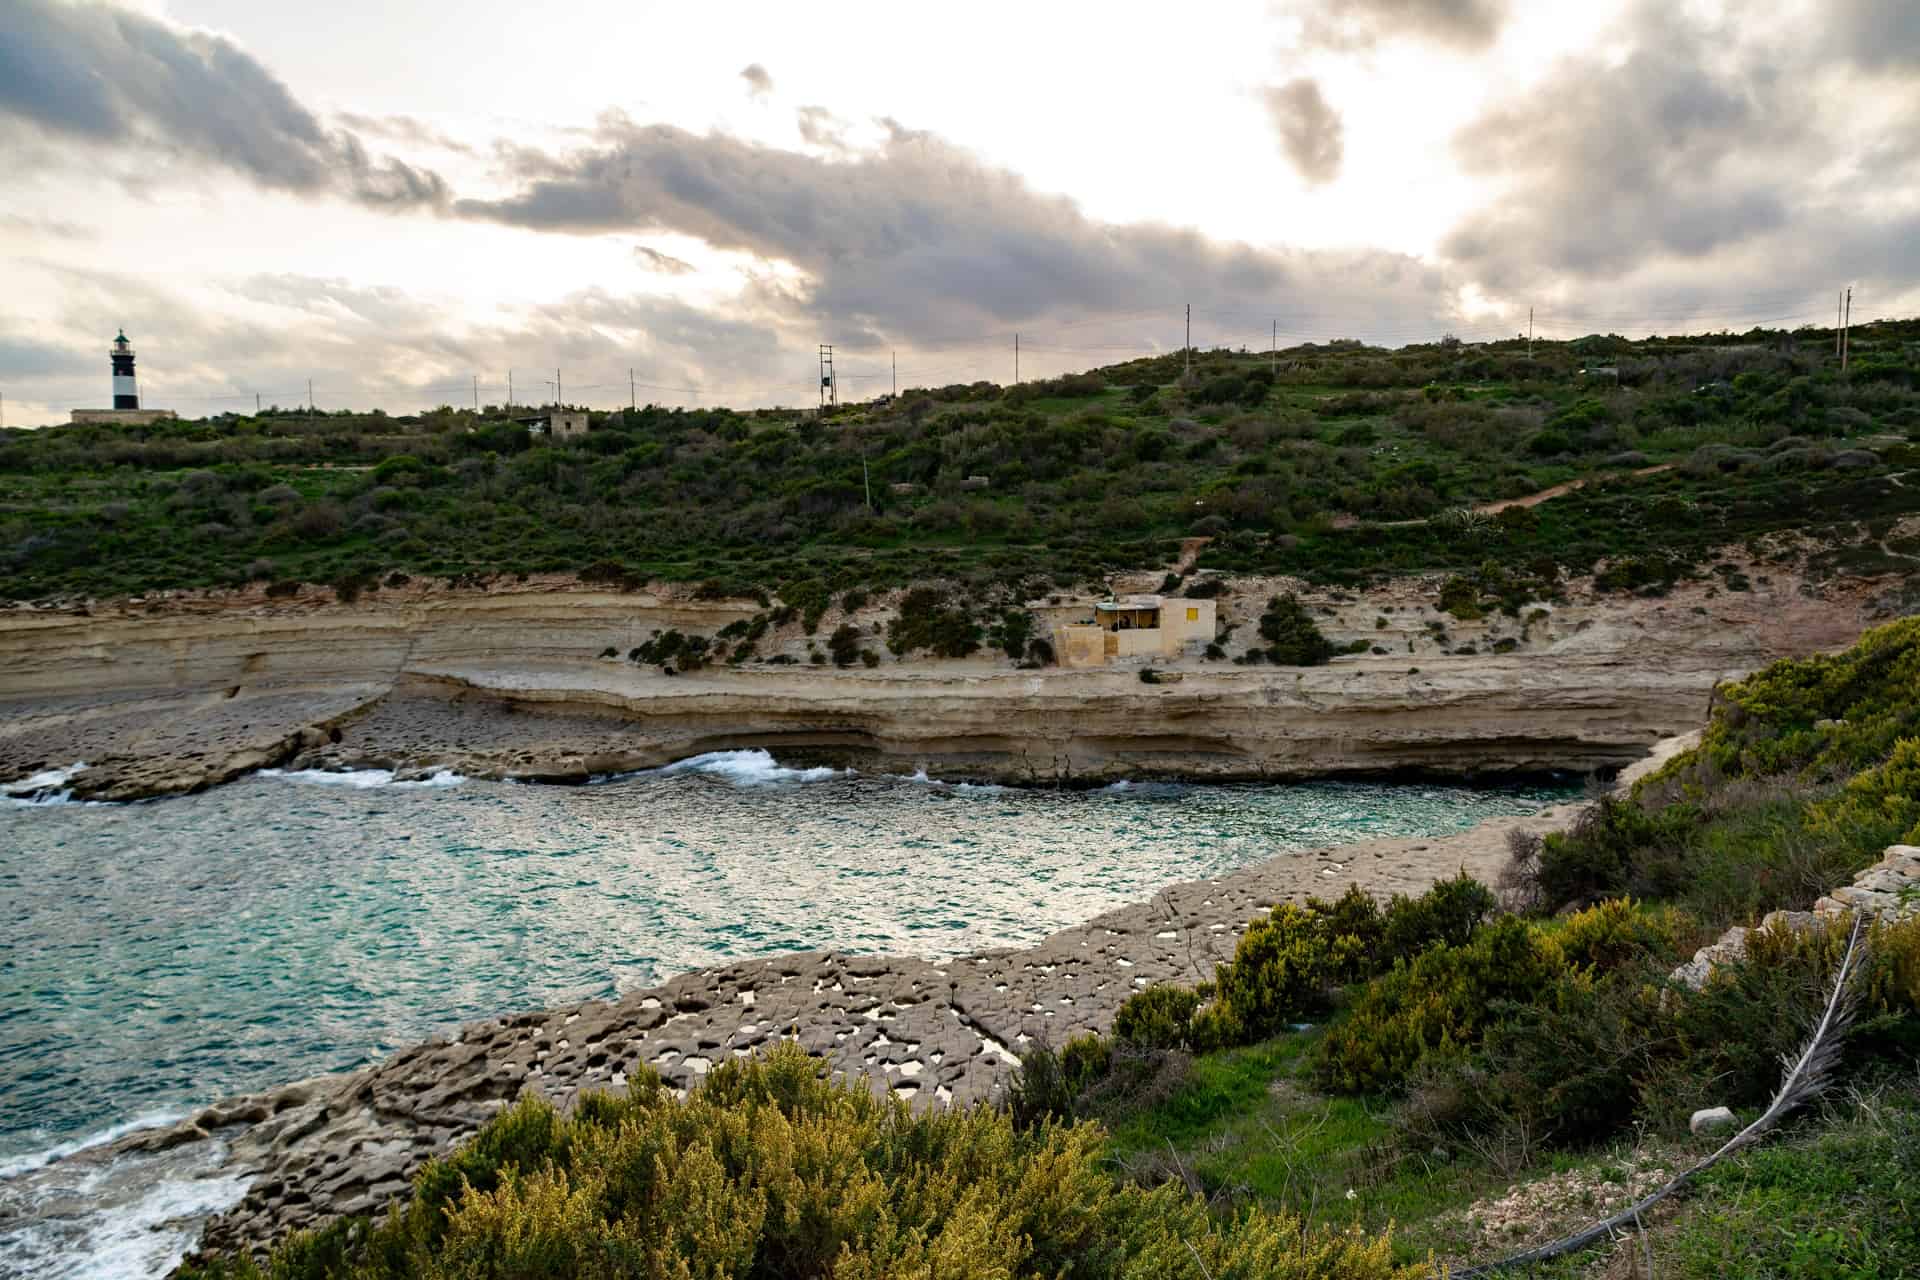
<box><xmin>70</xmin><ymin>408</ymin><xmax>178</xmax><ymax>426</ymax></box>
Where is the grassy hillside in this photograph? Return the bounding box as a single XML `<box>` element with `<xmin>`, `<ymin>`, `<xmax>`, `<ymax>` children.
<box><xmin>4</xmin><ymin>321</ymin><xmax>1919</xmax><ymax>603</ymax></box>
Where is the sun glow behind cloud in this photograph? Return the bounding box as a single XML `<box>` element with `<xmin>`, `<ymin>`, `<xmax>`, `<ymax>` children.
<box><xmin>0</xmin><ymin>0</ymin><xmax>1914</xmax><ymax>424</ymax></box>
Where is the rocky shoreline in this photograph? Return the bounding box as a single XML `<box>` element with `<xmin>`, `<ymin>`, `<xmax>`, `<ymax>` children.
<box><xmin>64</xmin><ymin>742</ymin><xmax>1685</xmax><ymax>1271</ymax></box>
<box><xmin>0</xmin><ymin>564</ymin><xmax>1892</xmax><ymax>803</ymax></box>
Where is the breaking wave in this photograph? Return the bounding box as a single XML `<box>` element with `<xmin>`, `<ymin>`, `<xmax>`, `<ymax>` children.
<box><xmin>257</xmin><ymin>767</ymin><xmax>465</xmax><ymax>789</ymax></box>
<box><xmin>657</xmin><ymin>750</ymin><xmax>844</xmax><ymax>785</ymax></box>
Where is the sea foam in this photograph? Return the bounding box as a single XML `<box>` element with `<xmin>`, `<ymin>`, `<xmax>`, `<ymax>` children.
<box><xmin>658</xmin><ymin>750</ymin><xmax>843</xmax><ymax>785</ymax></box>
<box><xmin>257</xmin><ymin>767</ymin><xmax>465</xmax><ymax>789</ymax></box>
<box><xmin>0</xmin><ymin>762</ymin><xmax>88</xmax><ymax>807</ymax></box>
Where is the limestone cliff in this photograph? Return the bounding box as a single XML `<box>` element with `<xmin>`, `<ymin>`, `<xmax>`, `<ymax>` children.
<box><xmin>0</xmin><ymin>566</ymin><xmax>1893</xmax><ymax>800</ymax></box>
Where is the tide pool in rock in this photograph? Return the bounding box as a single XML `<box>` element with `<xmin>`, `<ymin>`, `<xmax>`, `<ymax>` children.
<box><xmin>0</xmin><ymin>753</ymin><xmax>1569</xmax><ymax>1278</ymax></box>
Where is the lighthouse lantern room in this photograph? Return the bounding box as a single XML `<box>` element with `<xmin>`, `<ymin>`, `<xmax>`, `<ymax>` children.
<box><xmin>111</xmin><ymin>329</ymin><xmax>139</xmax><ymax>409</ymax></box>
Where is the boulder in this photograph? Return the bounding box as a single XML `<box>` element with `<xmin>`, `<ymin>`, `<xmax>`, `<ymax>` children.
<box><xmin>1690</xmin><ymin>1106</ymin><xmax>1738</xmax><ymax>1135</ymax></box>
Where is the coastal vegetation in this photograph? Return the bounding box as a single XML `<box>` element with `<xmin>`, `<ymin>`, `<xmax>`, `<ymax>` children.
<box><xmin>1008</xmin><ymin>617</ymin><xmax>1920</xmax><ymax>1275</ymax></box>
<box><xmin>178</xmin><ymin>1041</ymin><xmax>1425</xmax><ymax>1280</ymax></box>
<box><xmin>4</xmin><ymin>321</ymin><xmax>1919</xmax><ymax>605</ymax></box>
<box><xmin>175</xmin><ymin>620</ymin><xmax>1920</xmax><ymax>1278</ymax></box>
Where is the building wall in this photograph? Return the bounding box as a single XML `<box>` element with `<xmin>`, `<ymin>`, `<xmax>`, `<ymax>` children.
<box><xmin>70</xmin><ymin>409</ymin><xmax>178</xmax><ymax>426</ymax></box>
<box><xmin>552</xmin><ymin>411</ymin><xmax>590</xmax><ymax>438</ymax></box>
<box><xmin>1164</xmin><ymin>599</ymin><xmax>1216</xmax><ymax>646</ymax></box>
<box><xmin>1055</xmin><ymin>625</ymin><xmax>1107</xmax><ymax>668</ymax></box>
<box><xmin>1114</xmin><ymin>628</ymin><xmax>1165</xmax><ymax>658</ymax></box>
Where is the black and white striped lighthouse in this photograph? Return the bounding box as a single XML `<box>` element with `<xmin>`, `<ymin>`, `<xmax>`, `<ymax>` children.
<box><xmin>110</xmin><ymin>329</ymin><xmax>139</xmax><ymax>409</ymax></box>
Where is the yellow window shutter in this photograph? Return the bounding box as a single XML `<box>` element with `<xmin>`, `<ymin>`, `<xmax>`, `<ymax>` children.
<box><xmin>1186</xmin><ymin>607</ymin><xmax>1199</xmax><ymax>622</ymax></box>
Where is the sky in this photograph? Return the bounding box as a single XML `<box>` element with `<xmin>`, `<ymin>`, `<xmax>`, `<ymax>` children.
<box><xmin>2</xmin><ymin>0</ymin><xmax>1918</xmax><ymax>425</ymax></box>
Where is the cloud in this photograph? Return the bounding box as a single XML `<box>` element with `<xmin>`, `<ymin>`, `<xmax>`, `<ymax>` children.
<box><xmin>634</xmin><ymin>245</ymin><xmax>695</xmax><ymax>275</ymax></box>
<box><xmin>334</xmin><ymin>112</ymin><xmax>476</xmax><ymax>156</ymax></box>
<box><xmin>0</xmin><ymin>334</ymin><xmax>97</xmax><ymax>380</ymax></box>
<box><xmin>796</xmin><ymin>105</ymin><xmax>850</xmax><ymax>150</ymax></box>
<box><xmin>0</xmin><ymin>213</ymin><xmax>94</xmax><ymax>241</ymax></box>
<box><xmin>451</xmin><ymin>117</ymin><xmax>1457</xmax><ymax>347</ymax></box>
<box><xmin>1432</xmin><ymin>0</ymin><xmax>1920</xmax><ymax>326</ymax></box>
<box><xmin>0</xmin><ymin>0</ymin><xmax>447</xmax><ymax>208</ymax></box>
<box><xmin>1827</xmin><ymin>0</ymin><xmax>1920</xmax><ymax>70</ymax></box>
<box><xmin>739</xmin><ymin>63</ymin><xmax>774</xmax><ymax>98</ymax></box>
<box><xmin>1262</xmin><ymin>79</ymin><xmax>1344</xmax><ymax>184</ymax></box>
<box><xmin>1296</xmin><ymin>0</ymin><xmax>1507</xmax><ymax>51</ymax></box>
<box><xmin>1441</xmin><ymin>5</ymin><xmax>1801</xmax><ymax>290</ymax></box>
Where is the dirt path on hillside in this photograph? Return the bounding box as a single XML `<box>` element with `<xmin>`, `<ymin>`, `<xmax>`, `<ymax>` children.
<box><xmin>1474</xmin><ymin>463</ymin><xmax>1675</xmax><ymax>516</ymax></box>
<box><xmin>1332</xmin><ymin>463</ymin><xmax>1678</xmax><ymax>530</ymax></box>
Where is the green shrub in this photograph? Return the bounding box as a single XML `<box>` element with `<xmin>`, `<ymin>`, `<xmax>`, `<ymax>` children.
<box><xmin>185</xmin><ymin>1042</ymin><xmax>1429</xmax><ymax>1280</ymax></box>
<box><xmin>1113</xmin><ymin>984</ymin><xmax>1201</xmax><ymax>1050</ymax></box>
<box><xmin>1552</xmin><ymin>896</ymin><xmax>1691</xmax><ymax>971</ymax></box>
<box><xmin>1257</xmin><ymin>593</ymin><xmax>1337</xmax><ymax>666</ymax></box>
<box><xmin>1207</xmin><ymin>902</ymin><xmax>1370</xmax><ymax>1043</ymax></box>
<box><xmin>1379</xmin><ymin>871</ymin><xmax>1495</xmax><ymax>964</ymax></box>
<box><xmin>1808</xmin><ymin>736</ymin><xmax>1920</xmax><ymax>845</ymax></box>
<box><xmin>1436</xmin><ymin>576</ymin><xmax>1482</xmax><ymax>620</ymax></box>
<box><xmin>827</xmin><ymin>623</ymin><xmax>863</xmax><ymax>667</ymax></box>
<box><xmin>1314</xmin><ymin>917</ymin><xmax>1568</xmax><ymax>1095</ymax></box>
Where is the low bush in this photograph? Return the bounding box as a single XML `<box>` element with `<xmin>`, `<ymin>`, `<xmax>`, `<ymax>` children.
<box><xmin>1398</xmin><ymin>910</ymin><xmax>1920</xmax><ymax>1156</ymax></box>
<box><xmin>185</xmin><ymin>1042</ymin><xmax>1429</xmax><ymax>1280</ymax></box>
<box><xmin>1113</xmin><ymin>984</ymin><xmax>1202</xmax><ymax>1050</ymax></box>
<box><xmin>1257</xmin><ymin>593</ymin><xmax>1337</xmax><ymax>666</ymax></box>
<box><xmin>1313</xmin><ymin>916</ymin><xmax>1568</xmax><ymax>1095</ymax></box>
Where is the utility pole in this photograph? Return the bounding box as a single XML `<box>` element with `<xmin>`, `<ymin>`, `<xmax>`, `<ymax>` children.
<box><xmin>1842</xmin><ymin>287</ymin><xmax>1853</xmax><ymax>374</ymax></box>
<box><xmin>1014</xmin><ymin>333</ymin><xmax>1020</xmax><ymax>384</ymax></box>
<box><xmin>508</xmin><ymin>369</ymin><xmax>514</xmax><ymax>409</ymax></box>
<box><xmin>254</xmin><ymin>392</ymin><xmax>260</xmax><ymax>415</ymax></box>
<box><xmin>862</xmin><ymin>456</ymin><xmax>872</xmax><ymax>513</ymax></box>
<box><xmin>555</xmin><ymin>369</ymin><xmax>562</xmax><ymax>407</ymax></box>
<box><xmin>472</xmin><ymin>375</ymin><xmax>478</xmax><ymax>412</ymax></box>
<box><xmin>307</xmin><ymin>378</ymin><xmax>314</xmax><ymax>414</ymax></box>
<box><xmin>1837</xmin><ymin>292</ymin><xmax>1845</xmax><ymax>358</ymax></box>
<box><xmin>1527</xmin><ymin>306</ymin><xmax>1534</xmax><ymax>359</ymax></box>
<box><xmin>1184</xmin><ymin>304</ymin><xmax>1191</xmax><ymax>379</ymax></box>
<box><xmin>891</xmin><ymin>350</ymin><xmax>896</xmax><ymax>398</ymax></box>
<box><xmin>629</xmin><ymin>367</ymin><xmax>636</xmax><ymax>412</ymax></box>
<box><xmin>1271</xmin><ymin>319</ymin><xmax>1277</xmax><ymax>374</ymax></box>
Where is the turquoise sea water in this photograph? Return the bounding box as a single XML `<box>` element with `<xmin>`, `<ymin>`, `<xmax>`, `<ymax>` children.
<box><xmin>0</xmin><ymin>754</ymin><xmax>1570</xmax><ymax>1277</ymax></box>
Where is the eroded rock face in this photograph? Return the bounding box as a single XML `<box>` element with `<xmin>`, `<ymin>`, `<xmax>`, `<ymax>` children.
<box><xmin>1672</xmin><ymin>848</ymin><xmax>1920</xmax><ymax>991</ymax></box>
<box><xmin>0</xmin><ymin>568</ymin><xmax>1885</xmax><ymax>800</ymax></box>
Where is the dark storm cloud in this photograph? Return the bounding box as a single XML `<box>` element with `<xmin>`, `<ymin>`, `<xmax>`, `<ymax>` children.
<box><xmin>0</xmin><ymin>334</ymin><xmax>96</xmax><ymax>379</ymax></box>
<box><xmin>1262</xmin><ymin>79</ymin><xmax>1344</xmax><ymax>184</ymax></box>
<box><xmin>1440</xmin><ymin>5</ymin><xmax>1804</xmax><ymax>291</ymax></box>
<box><xmin>633</xmin><ymin>245</ymin><xmax>696</xmax><ymax>274</ymax></box>
<box><xmin>1828</xmin><ymin>0</ymin><xmax>1920</xmax><ymax>70</ymax></box>
<box><xmin>1297</xmin><ymin>0</ymin><xmax>1507</xmax><ymax>51</ymax></box>
<box><xmin>0</xmin><ymin>0</ymin><xmax>447</xmax><ymax>208</ymax></box>
<box><xmin>739</xmin><ymin>63</ymin><xmax>774</xmax><ymax>98</ymax></box>
<box><xmin>1436</xmin><ymin>0</ymin><xmax>1920</xmax><ymax>318</ymax></box>
<box><xmin>452</xmin><ymin>118</ymin><xmax>1455</xmax><ymax>346</ymax></box>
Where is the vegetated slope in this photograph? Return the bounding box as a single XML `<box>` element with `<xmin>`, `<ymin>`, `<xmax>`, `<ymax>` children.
<box><xmin>1010</xmin><ymin>616</ymin><xmax>1920</xmax><ymax>1276</ymax></box>
<box><xmin>3</xmin><ymin>321</ymin><xmax>1919</xmax><ymax>604</ymax></box>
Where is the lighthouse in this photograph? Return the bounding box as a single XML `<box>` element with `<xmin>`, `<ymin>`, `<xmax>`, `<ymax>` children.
<box><xmin>110</xmin><ymin>329</ymin><xmax>139</xmax><ymax>409</ymax></box>
<box><xmin>69</xmin><ymin>330</ymin><xmax>175</xmax><ymax>425</ymax></box>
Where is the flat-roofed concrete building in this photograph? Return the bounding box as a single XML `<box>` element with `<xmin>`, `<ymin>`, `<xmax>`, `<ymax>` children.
<box><xmin>1054</xmin><ymin>594</ymin><xmax>1216</xmax><ymax>667</ymax></box>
